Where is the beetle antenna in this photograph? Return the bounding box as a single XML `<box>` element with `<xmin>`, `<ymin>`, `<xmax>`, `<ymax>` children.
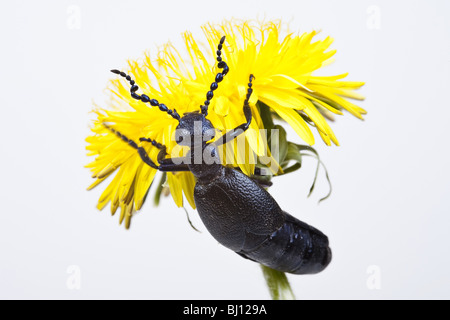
<box><xmin>200</xmin><ymin>36</ymin><xmax>229</xmax><ymax>116</ymax></box>
<box><xmin>110</xmin><ymin>70</ymin><xmax>181</xmax><ymax>121</ymax></box>
<box><xmin>244</xmin><ymin>74</ymin><xmax>255</xmax><ymax>107</ymax></box>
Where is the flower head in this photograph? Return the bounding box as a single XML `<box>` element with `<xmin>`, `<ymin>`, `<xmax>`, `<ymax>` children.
<box><xmin>86</xmin><ymin>19</ymin><xmax>365</xmax><ymax>228</ymax></box>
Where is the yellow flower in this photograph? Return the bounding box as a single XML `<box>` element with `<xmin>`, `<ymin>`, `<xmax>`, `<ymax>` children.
<box><xmin>86</xmin><ymin>19</ymin><xmax>365</xmax><ymax>228</ymax></box>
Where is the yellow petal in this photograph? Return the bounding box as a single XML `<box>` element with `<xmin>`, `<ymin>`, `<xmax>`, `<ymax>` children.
<box><xmin>134</xmin><ymin>165</ymin><xmax>157</xmax><ymax>210</ymax></box>
<box><xmin>258</xmin><ymin>87</ymin><xmax>307</xmax><ymax>110</ymax></box>
<box><xmin>181</xmin><ymin>172</ymin><xmax>197</xmax><ymax>209</ymax></box>
<box><xmin>214</xmin><ymin>96</ymin><xmax>230</xmax><ymax>117</ymax></box>
<box><xmin>168</xmin><ymin>173</ymin><xmax>183</xmax><ymax>207</ymax></box>
<box><xmin>270</xmin><ymin>74</ymin><xmax>312</xmax><ymax>92</ymax></box>
<box><xmin>261</xmin><ymin>99</ymin><xmax>315</xmax><ymax>145</ymax></box>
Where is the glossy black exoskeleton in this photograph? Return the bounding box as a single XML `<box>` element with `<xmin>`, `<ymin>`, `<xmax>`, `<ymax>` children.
<box><xmin>107</xmin><ymin>36</ymin><xmax>332</xmax><ymax>274</ymax></box>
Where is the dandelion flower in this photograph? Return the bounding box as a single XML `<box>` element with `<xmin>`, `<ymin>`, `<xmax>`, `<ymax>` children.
<box><xmin>86</xmin><ymin>19</ymin><xmax>365</xmax><ymax>228</ymax></box>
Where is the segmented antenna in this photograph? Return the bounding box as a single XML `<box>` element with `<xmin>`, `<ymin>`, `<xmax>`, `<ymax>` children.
<box><xmin>200</xmin><ymin>36</ymin><xmax>229</xmax><ymax>116</ymax></box>
<box><xmin>244</xmin><ymin>74</ymin><xmax>255</xmax><ymax>107</ymax></box>
<box><xmin>110</xmin><ymin>70</ymin><xmax>181</xmax><ymax>121</ymax></box>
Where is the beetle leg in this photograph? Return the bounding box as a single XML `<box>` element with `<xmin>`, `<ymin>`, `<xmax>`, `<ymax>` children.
<box><xmin>139</xmin><ymin>137</ymin><xmax>191</xmax><ymax>171</ymax></box>
<box><xmin>213</xmin><ymin>74</ymin><xmax>255</xmax><ymax>146</ymax></box>
<box><xmin>157</xmin><ymin>158</ymin><xmax>190</xmax><ymax>172</ymax></box>
<box><xmin>139</xmin><ymin>137</ymin><xmax>167</xmax><ymax>163</ymax></box>
<box><xmin>103</xmin><ymin>124</ymin><xmax>189</xmax><ymax>172</ymax></box>
<box><xmin>139</xmin><ymin>138</ymin><xmax>191</xmax><ymax>171</ymax></box>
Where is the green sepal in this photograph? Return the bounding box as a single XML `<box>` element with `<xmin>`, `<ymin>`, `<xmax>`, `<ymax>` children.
<box><xmin>294</xmin><ymin>144</ymin><xmax>332</xmax><ymax>203</ymax></box>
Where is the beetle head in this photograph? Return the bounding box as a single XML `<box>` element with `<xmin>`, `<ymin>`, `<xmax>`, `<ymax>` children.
<box><xmin>175</xmin><ymin>112</ymin><xmax>216</xmax><ymax>147</ymax></box>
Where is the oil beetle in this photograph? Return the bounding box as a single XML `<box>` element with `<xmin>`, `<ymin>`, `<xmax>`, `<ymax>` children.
<box><xmin>107</xmin><ymin>36</ymin><xmax>332</xmax><ymax>274</ymax></box>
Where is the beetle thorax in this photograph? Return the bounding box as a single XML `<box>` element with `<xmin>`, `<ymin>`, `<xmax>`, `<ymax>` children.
<box><xmin>175</xmin><ymin>112</ymin><xmax>223</xmax><ymax>181</ymax></box>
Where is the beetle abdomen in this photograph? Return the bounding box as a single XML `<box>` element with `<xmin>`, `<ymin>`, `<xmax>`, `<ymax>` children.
<box><xmin>194</xmin><ymin>167</ymin><xmax>331</xmax><ymax>275</ymax></box>
<box><xmin>194</xmin><ymin>167</ymin><xmax>285</xmax><ymax>252</ymax></box>
<box><xmin>238</xmin><ymin>212</ymin><xmax>332</xmax><ymax>275</ymax></box>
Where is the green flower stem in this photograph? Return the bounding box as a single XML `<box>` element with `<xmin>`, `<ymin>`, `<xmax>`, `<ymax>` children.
<box><xmin>153</xmin><ymin>172</ymin><xmax>166</xmax><ymax>206</ymax></box>
<box><xmin>260</xmin><ymin>265</ymin><xmax>296</xmax><ymax>300</ymax></box>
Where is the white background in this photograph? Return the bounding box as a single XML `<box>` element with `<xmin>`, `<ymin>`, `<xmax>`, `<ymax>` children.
<box><xmin>0</xmin><ymin>0</ymin><xmax>449</xmax><ymax>299</ymax></box>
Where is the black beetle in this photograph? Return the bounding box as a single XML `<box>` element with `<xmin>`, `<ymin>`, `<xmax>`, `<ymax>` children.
<box><xmin>106</xmin><ymin>36</ymin><xmax>332</xmax><ymax>274</ymax></box>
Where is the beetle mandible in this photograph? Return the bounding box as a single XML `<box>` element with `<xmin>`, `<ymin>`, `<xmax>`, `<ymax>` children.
<box><xmin>106</xmin><ymin>36</ymin><xmax>332</xmax><ymax>274</ymax></box>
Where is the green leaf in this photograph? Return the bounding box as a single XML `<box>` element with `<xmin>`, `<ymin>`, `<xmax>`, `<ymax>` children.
<box><xmin>260</xmin><ymin>265</ymin><xmax>296</xmax><ymax>300</ymax></box>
